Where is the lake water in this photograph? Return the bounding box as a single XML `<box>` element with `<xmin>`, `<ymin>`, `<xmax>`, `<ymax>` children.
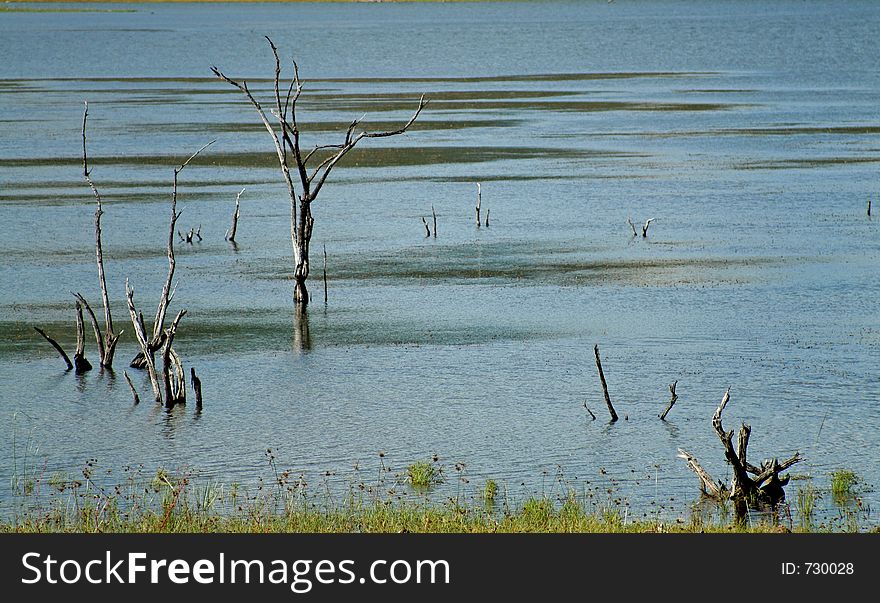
<box><xmin>1</xmin><ymin>0</ymin><xmax>878</xmax><ymax>528</ymax></box>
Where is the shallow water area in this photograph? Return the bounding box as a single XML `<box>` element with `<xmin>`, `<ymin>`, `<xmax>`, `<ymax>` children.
<box><xmin>1</xmin><ymin>0</ymin><xmax>878</xmax><ymax>529</ymax></box>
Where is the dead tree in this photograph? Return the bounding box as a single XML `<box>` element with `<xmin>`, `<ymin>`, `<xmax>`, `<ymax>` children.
<box><xmin>212</xmin><ymin>37</ymin><xmax>426</xmax><ymax>306</ymax></box>
<box><xmin>593</xmin><ymin>344</ymin><xmax>618</xmax><ymax>422</ymax></box>
<box><xmin>130</xmin><ymin>141</ymin><xmax>213</xmax><ymax>369</ymax></box>
<box><xmin>226</xmin><ymin>187</ymin><xmax>245</xmax><ymax>243</ymax></box>
<box><xmin>659</xmin><ymin>380</ymin><xmax>678</xmax><ymax>420</ymax></box>
<box><xmin>678</xmin><ymin>387</ymin><xmax>802</xmax><ymax>518</ymax></box>
<box><xmin>431</xmin><ymin>205</ymin><xmax>437</xmax><ymax>238</ymax></box>
<box><xmin>868</xmin><ymin>197</ymin><xmax>872</xmax><ymax>217</ymax></box>
<box><xmin>421</xmin><ymin>216</ymin><xmax>431</xmax><ymax>237</ymax></box>
<box><xmin>627</xmin><ymin>217</ymin><xmax>655</xmax><ymax>238</ymax></box>
<box><xmin>36</xmin><ymin>104</ymin><xmax>121</xmax><ymax>372</ymax></box>
<box><xmin>81</xmin><ymin>102</ymin><xmax>121</xmax><ymax>369</ymax></box>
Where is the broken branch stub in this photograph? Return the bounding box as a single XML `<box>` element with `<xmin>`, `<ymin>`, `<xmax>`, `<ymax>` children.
<box><xmin>659</xmin><ymin>380</ymin><xmax>678</xmax><ymax>420</ymax></box>
<box><xmin>593</xmin><ymin>344</ymin><xmax>618</xmax><ymax>422</ymax></box>
<box><xmin>73</xmin><ymin>301</ymin><xmax>93</xmax><ymax>374</ymax></box>
<box><xmin>34</xmin><ymin>327</ymin><xmax>73</xmax><ymax>371</ymax></box>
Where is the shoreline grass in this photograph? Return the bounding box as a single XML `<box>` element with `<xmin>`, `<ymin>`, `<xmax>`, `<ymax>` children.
<box><xmin>4</xmin><ymin>459</ymin><xmax>874</xmax><ymax>534</ymax></box>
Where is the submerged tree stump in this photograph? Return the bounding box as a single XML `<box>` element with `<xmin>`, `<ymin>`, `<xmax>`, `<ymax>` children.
<box><xmin>678</xmin><ymin>387</ymin><xmax>802</xmax><ymax>519</ymax></box>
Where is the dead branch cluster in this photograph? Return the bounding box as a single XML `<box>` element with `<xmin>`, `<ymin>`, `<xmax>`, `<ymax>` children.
<box><xmin>678</xmin><ymin>387</ymin><xmax>801</xmax><ymax>514</ymax></box>
<box><xmin>585</xmin><ymin>347</ymin><xmax>801</xmax><ymax>515</ymax></box>
<box><xmin>36</xmin><ymin>103</ymin><xmax>209</xmax><ymax>410</ymax></box>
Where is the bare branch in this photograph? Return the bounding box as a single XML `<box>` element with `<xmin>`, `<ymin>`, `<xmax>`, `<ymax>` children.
<box><xmin>82</xmin><ymin>103</ymin><xmax>118</xmax><ymax>368</ymax></box>
<box><xmin>34</xmin><ymin>327</ymin><xmax>73</xmax><ymax>371</ymax></box>
<box><xmin>123</xmin><ymin>371</ymin><xmax>140</xmax><ymax>405</ymax></box>
<box><xmin>310</xmin><ymin>95</ymin><xmax>427</xmax><ymax>198</ymax></box>
<box><xmin>626</xmin><ymin>217</ymin><xmax>638</xmax><ymax>237</ymax></box>
<box><xmin>677</xmin><ymin>448</ymin><xmax>727</xmax><ymax>499</ymax></box>
<box><xmin>152</xmin><ymin>141</ymin><xmax>214</xmax><ymax>344</ymax></box>
<box><xmin>642</xmin><ymin>218</ymin><xmax>655</xmax><ymax>238</ymax></box>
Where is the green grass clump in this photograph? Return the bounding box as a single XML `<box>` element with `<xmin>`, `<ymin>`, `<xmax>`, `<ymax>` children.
<box><xmin>483</xmin><ymin>479</ymin><xmax>498</xmax><ymax>504</ymax></box>
<box><xmin>407</xmin><ymin>461</ymin><xmax>440</xmax><ymax>489</ymax></box>
<box><xmin>796</xmin><ymin>482</ymin><xmax>818</xmax><ymax>529</ymax></box>
<box><xmin>831</xmin><ymin>470</ymin><xmax>860</xmax><ymax>506</ymax></box>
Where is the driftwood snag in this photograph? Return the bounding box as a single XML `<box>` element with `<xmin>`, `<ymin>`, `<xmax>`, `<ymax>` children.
<box><xmin>475</xmin><ymin>183</ymin><xmax>482</xmax><ymax>227</ymax></box>
<box><xmin>678</xmin><ymin>387</ymin><xmax>802</xmax><ymax>518</ymax></box>
<box><xmin>431</xmin><ymin>205</ymin><xmax>437</xmax><ymax>238</ymax></box>
<box><xmin>659</xmin><ymin>380</ymin><xmax>678</xmax><ymax>420</ymax></box>
<box><xmin>191</xmin><ymin>367</ymin><xmax>203</xmax><ymax>410</ymax></box>
<box><xmin>212</xmin><ymin>37</ymin><xmax>425</xmax><ymax>306</ymax></box>
<box><xmin>421</xmin><ymin>216</ymin><xmax>431</xmax><ymax>237</ymax></box>
<box><xmin>226</xmin><ymin>187</ymin><xmax>244</xmax><ymax>243</ymax></box>
<box><xmin>593</xmin><ymin>344</ymin><xmax>618</xmax><ymax>422</ymax></box>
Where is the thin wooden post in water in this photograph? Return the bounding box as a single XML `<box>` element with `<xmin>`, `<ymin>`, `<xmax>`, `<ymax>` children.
<box><xmin>227</xmin><ymin>188</ymin><xmax>244</xmax><ymax>242</ymax></box>
<box><xmin>582</xmin><ymin>400</ymin><xmax>596</xmax><ymax>421</ymax></box>
<box><xmin>475</xmin><ymin>183</ymin><xmax>481</xmax><ymax>227</ymax></box>
<box><xmin>431</xmin><ymin>205</ymin><xmax>437</xmax><ymax>238</ymax></box>
<box><xmin>659</xmin><ymin>380</ymin><xmax>678</xmax><ymax>420</ymax></box>
<box><xmin>593</xmin><ymin>344</ymin><xmax>618</xmax><ymax>422</ymax></box>
<box><xmin>421</xmin><ymin>216</ymin><xmax>431</xmax><ymax>237</ymax></box>
<box><xmin>322</xmin><ymin>244</ymin><xmax>328</xmax><ymax>305</ymax></box>
<box><xmin>191</xmin><ymin>367</ymin><xmax>203</xmax><ymax>410</ymax></box>
<box><xmin>123</xmin><ymin>371</ymin><xmax>140</xmax><ymax>405</ymax></box>
<box><xmin>868</xmin><ymin>197</ymin><xmax>872</xmax><ymax>217</ymax></box>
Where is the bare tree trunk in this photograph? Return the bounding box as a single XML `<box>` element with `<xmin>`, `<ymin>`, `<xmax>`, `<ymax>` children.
<box><xmin>431</xmin><ymin>205</ymin><xmax>437</xmax><ymax>238</ymax></box>
<box><xmin>82</xmin><ymin>102</ymin><xmax>121</xmax><ymax>369</ymax></box>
